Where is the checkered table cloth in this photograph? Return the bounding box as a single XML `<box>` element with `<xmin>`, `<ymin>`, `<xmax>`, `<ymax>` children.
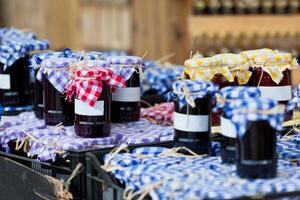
<box><xmin>0</xmin><ymin>112</ymin><xmax>174</xmax><ymax>161</ymax></box>
<box><xmin>141</xmin><ymin>102</ymin><xmax>174</xmax><ymax>125</ymax></box>
<box><xmin>103</xmin><ymin>144</ymin><xmax>300</xmax><ymax>200</ymax></box>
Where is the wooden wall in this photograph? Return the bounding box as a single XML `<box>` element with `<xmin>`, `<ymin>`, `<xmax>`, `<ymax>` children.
<box><xmin>0</xmin><ymin>0</ymin><xmax>131</xmax><ymax>51</ymax></box>
<box><xmin>132</xmin><ymin>0</ymin><xmax>192</xmax><ymax>62</ymax></box>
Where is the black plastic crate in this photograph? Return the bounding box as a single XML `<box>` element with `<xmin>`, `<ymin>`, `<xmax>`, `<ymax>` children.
<box><xmin>86</xmin><ymin>141</ymin><xmax>174</xmax><ymax>200</ymax></box>
<box><xmin>86</xmin><ymin>146</ymin><xmax>300</xmax><ymax>200</ymax></box>
<box><xmin>0</xmin><ymin>141</ymin><xmax>173</xmax><ymax>200</ymax></box>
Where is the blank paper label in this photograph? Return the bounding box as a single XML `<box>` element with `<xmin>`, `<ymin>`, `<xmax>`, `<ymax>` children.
<box><xmin>0</xmin><ymin>74</ymin><xmax>11</xmax><ymax>89</ymax></box>
<box><xmin>174</xmin><ymin>112</ymin><xmax>209</xmax><ymax>132</ymax></box>
<box><xmin>259</xmin><ymin>86</ymin><xmax>292</xmax><ymax>101</ymax></box>
<box><xmin>221</xmin><ymin>117</ymin><xmax>237</xmax><ymax>138</ymax></box>
<box><xmin>75</xmin><ymin>99</ymin><xmax>104</xmax><ymax>116</ymax></box>
<box><xmin>112</xmin><ymin>87</ymin><xmax>140</xmax><ymax>102</ymax></box>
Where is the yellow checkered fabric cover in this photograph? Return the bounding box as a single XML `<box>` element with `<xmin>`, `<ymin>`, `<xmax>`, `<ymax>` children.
<box><xmin>213</xmin><ymin>53</ymin><xmax>252</xmax><ymax>85</ymax></box>
<box><xmin>184</xmin><ymin>56</ymin><xmax>234</xmax><ymax>82</ymax></box>
<box><xmin>241</xmin><ymin>49</ymin><xmax>299</xmax><ymax>84</ymax></box>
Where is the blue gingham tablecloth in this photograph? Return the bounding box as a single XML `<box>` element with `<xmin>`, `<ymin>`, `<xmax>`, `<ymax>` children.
<box><xmin>103</xmin><ymin>144</ymin><xmax>300</xmax><ymax>200</ymax></box>
<box><xmin>0</xmin><ymin>112</ymin><xmax>174</xmax><ymax>161</ymax></box>
<box><xmin>142</xmin><ymin>61</ymin><xmax>184</xmax><ymax>94</ymax></box>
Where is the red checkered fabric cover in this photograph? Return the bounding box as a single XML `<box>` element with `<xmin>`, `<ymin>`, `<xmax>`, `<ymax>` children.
<box><xmin>141</xmin><ymin>102</ymin><xmax>174</xmax><ymax>125</ymax></box>
<box><xmin>65</xmin><ymin>67</ymin><xmax>126</xmax><ymax>106</ymax></box>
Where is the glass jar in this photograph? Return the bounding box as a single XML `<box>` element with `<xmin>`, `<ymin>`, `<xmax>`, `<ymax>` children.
<box><xmin>74</xmin><ymin>84</ymin><xmax>111</xmax><ymax>138</ymax></box>
<box><xmin>242</xmin><ymin>49</ymin><xmax>298</xmax><ymax>121</ymax></box>
<box><xmin>67</xmin><ymin>62</ymin><xmax>114</xmax><ymax>138</ymax></box>
<box><xmin>218</xmin><ymin>86</ymin><xmax>261</xmax><ymax>163</ymax></box>
<box><xmin>236</xmin><ymin>120</ymin><xmax>277</xmax><ymax>178</ymax></box>
<box><xmin>252</xmin><ymin>68</ymin><xmax>292</xmax><ymax>120</ymax></box>
<box><xmin>184</xmin><ymin>56</ymin><xmax>234</xmax><ymax>126</ymax></box>
<box><xmin>41</xmin><ymin>58</ymin><xmax>75</xmax><ymax>125</ymax></box>
<box><xmin>231</xmin><ymin>98</ymin><xmax>284</xmax><ymax>179</ymax></box>
<box><xmin>34</xmin><ymin>68</ymin><xmax>43</xmax><ymax>119</ymax></box>
<box><xmin>107</xmin><ymin>56</ymin><xmax>142</xmax><ymax>122</ymax></box>
<box><xmin>171</xmin><ymin>80</ymin><xmax>218</xmax><ymax>154</ymax></box>
<box><xmin>173</xmin><ymin>96</ymin><xmax>212</xmax><ymax>154</ymax></box>
<box><xmin>0</xmin><ymin>56</ymin><xmax>33</xmax><ymax>115</ymax></box>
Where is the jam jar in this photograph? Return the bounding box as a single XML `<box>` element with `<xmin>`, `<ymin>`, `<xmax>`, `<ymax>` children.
<box><xmin>242</xmin><ymin>49</ymin><xmax>298</xmax><ymax>121</ymax></box>
<box><xmin>218</xmin><ymin>86</ymin><xmax>261</xmax><ymax>163</ymax></box>
<box><xmin>171</xmin><ymin>80</ymin><xmax>218</xmax><ymax>154</ymax></box>
<box><xmin>0</xmin><ymin>56</ymin><xmax>33</xmax><ymax>115</ymax></box>
<box><xmin>233</xmin><ymin>98</ymin><xmax>284</xmax><ymax>179</ymax></box>
<box><xmin>34</xmin><ymin>68</ymin><xmax>43</xmax><ymax>119</ymax></box>
<box><xmin>107</xmin><ymin>56</ymin><xmax>142</xmax><ymax>122</ymax></box>
<box><xmin>65</xmin><ymin>62</ymin><xmax>118</xmax><ymax>138</ymax></box>
<box><xmin>237</xmin><ymin>120</ymin><xmax>277</xmax><ymax>178</ymax></box>
<box><xmin>40</xmin><ymin>58</ymin><xmax>76</xmax><ymax>125</ymax></box>
<box><xmin>184</xmin><ymin>56</ymin><xmax>234</xmax><ymax>126</ymax></box>
<box><xmin>74</xmin><ymin>84</ymin><xmax>111</xmax><ymax>138</ymax></box>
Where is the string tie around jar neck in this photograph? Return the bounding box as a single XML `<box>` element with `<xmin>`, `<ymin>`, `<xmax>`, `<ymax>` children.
<box><xmin>173</xmin><ymin>84</ymin><xmax>196</xmax><ymax>108</ymax></box>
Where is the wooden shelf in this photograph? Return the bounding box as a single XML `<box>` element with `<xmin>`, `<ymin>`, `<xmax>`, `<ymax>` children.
<box><xmin>189</xmin><ymin>15</ymin><xmax>300</xmax><ymax>38</ymax></box>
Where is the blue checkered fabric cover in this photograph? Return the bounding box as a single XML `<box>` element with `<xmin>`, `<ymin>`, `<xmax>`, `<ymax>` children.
<box><xmin>287</xmin><ymin>84</ymin><xmax>300</xmax><ymax>111</ymax></box>
<box><xmin>103</xmin><ymin>141</ymin><xmax>300</xmax><ymax>200</ymax></box>
<box><xmin>142</xmin><ymin>63</ymin><xmax>184</xmax><ymax>94</ymax></box>
<box><xmin>216</xmin><ymin>86</ymin><xmax>261</xmax><ymax>115</ymax></box>
<box><xmin>0</xmin><ymin>28</ymin><xmax>50</xmax><ymax>70</ymax></box>
<box><xmin>29</xmin><ymin>48</ymin><xmax>102</xmax><ymax>67</ymax></box>
<box><xmin>225</xmin><ymin>98</ymin><xmax>285</xmax><ymax>137</ymax></box>
<box><xmin>169</xmin><ymin>80</ymin><xmax>218</xmax><ymax>108</ymax></box>
<box><xmin>107</xmin><ymin>56</ymin><xmax>143</xmax><ymax>81</ymax></box>
<box><xmin>100</xmin><ymin>51</ymin><xmax>127</xmax><ymax>59</ymax></box>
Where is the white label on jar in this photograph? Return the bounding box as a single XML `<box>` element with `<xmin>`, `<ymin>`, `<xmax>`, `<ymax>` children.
<box><xmin>112</xmin><ymin>87</ymin><xmax>140</xmax><ymax>102</ymax></box>
<box><xmin>221</xmin><ymin>117</ymin><xmax>237</xmax><ymax>138</ymax></box>
<box><xmin>75</xmin><ymin>99</ymin><xmax>104</xmax><ymax>116</ymax></box>
<box><xmin>259</xmin><ymin>86</ymin><xmax>292</xmax><ymax>101</ymax></box>
<box><xmin>173</xmin><ymin>112</ymin><xmax>209</xmax><ymax>132</ymax></box>
<box><xmin>0</xmin><ymin>74</ymin><xmax>11</xmax><ymax>89</ymax></box>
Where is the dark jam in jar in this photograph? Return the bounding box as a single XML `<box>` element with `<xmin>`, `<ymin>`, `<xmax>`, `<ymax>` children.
<box><xmin>34</xmin><ymin>68</ymin><xmax>43</xmax><ymax>119</ymax></box>
<box><xmin>236</xmin><ymin>120</ymin><xmax>277</xmax><ymax>178</ymax></box>
<box><xmin>252</xmin><ymin>68</ymin><xmax>292</xmax><ymax>120</ymax></box>
<box><xmin>74</xmin><ymin>84</ymin><xmax>111</xmax><ymax>138</ymax></box>
<box><xmin>220</xmin><ymin>114</ymin><xmax>237</xmax><ymax>163</ymax></box>
<box><xmin>0</xmin><ymin>56</ymin><xmax>33</xmax><ymax>115</ymax></box>
<box><xmin>173</xmin><ymin>96</ymin><xmax>211</xmax><ymax>155</ymax></box>
<box><xmin>111</xmin><ymin>70</ymin><xmax>141</xmax><ymax>122</ymax></box>
<box><xmin>43</xmin><ymin>78</ymin><xmax>74</xmax><ymax>125</ymax></box>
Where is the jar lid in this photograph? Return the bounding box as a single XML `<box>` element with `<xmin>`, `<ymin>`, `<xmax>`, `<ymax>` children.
<box><xmin>228</xmin><ymin>98</ymin><xmax>285</xmax><ymax>137</ymax></box>
<box><xmin>241</xmin><ymin>48</ymin><xmax>274</xmax><ymax>65</ymax></box>
<box><xmin>170</xmin><ymin>79</ymin><xmax>218</xmax><ymax>108</ymax></box>
<box><xmin>219</xmin><ymin>86</ymin><xmax>261</xmax><ymax>100</ymax></box>
<box><xmin>107</xmin><ymin>56</ymin><xmax>143</xmax><ymax>65</ymax></box>
<box><xmin>216</xmin><ymin>86</ymin><xmax>261</xmax><ymax>114</ymax></box>
<box><xmin>72</xmin><ymin>60</ymin><xmax>109</xmax><ymax>69</ymax></box>
<box><xmin>42</xmin><ymin>57</ymin><xmax>76</xmax><ymax>69</ymax></box>
<box><xmin>212</xmin><ymin>53</ymin><xmax>249</xmax><ymax>68</ymax></box>
<box><xmin>184</xmin><ymin>56</ymin><xmax>221</xmax><ymax>68</ymax></box>
<box><xmin>65</xmin><ymin>67</ymin><xmax>126</xmax><ymax>107</ymax></box>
